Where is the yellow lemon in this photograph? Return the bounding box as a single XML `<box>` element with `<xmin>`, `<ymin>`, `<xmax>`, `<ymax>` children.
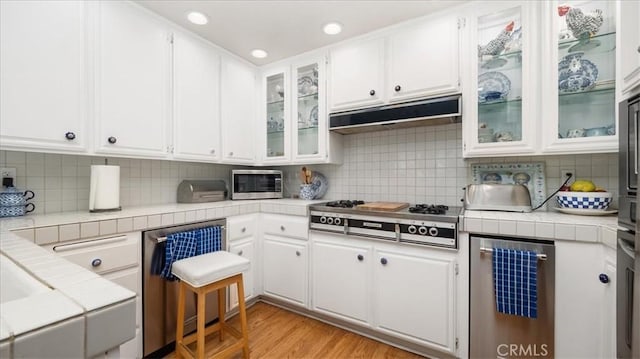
<box><xmin>570</xmin><ymin>180</ymin><xmax>596</xmax><ymax>192</ymax></box>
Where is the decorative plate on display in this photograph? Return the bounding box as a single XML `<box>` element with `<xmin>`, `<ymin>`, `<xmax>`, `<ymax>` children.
<box><xmin>309</xmin><ymin>171</ymin><xmax>328</xmax><ymax>199</ymax></box>
<box><xmin>298</xmin><ymin>76</ymin><xmax>317</xmax><ymax>96</ymax></box>
<box><xmin>471</xmin><ymin>162</ymin><xmax>546</xmax><ymax>208</ymax></box>
<box><xmin>558</xmin><ymin>52</ymin><xmax>598</xmax><ymax>93</ymax></box>
<box><xmin>309</xmin><ymin>106</ymin><xmax>318</xmax><ymax>126</ymax></box>
<box><xmin>478</xmin><ymin>72</ymin><xmax>511</xmax><ymax>103</ymax></box>
<box><xmin>553</xmin><ymin>207</ymin><xmax>618</xmax><ymax>216</ymax></box>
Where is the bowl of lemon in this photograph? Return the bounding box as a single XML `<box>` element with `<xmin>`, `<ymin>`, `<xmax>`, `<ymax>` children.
<box><xmin>556</xmin><ymin>180</ymin><xmax>612</xmax><ymax>210</ymax></box>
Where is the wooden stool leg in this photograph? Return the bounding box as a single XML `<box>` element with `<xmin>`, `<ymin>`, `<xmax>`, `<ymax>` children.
<box><xmin>196</xmin><ymin>290</ymin><xmax>206</xmax><ymax>359</ymax></box>
<box><xmin>175</xmin><ymin>283</ymin><xmax>186</xmax><ymax>359</ymax></box>
<box><xmin>237</xmin><ymin>275</ymin><xmax>250</xmax><ymax>359</ymax></box>
<box><xmin>218</xmin><ymin>287</ymin><xmax>226</xmax><ymax>341</ymax></box>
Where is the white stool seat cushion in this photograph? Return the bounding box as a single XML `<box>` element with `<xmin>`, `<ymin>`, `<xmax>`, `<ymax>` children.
<box><xmin>171</xmin><ymin>251</ymin><xmax>250</xmax><ymax>288</ymax></box>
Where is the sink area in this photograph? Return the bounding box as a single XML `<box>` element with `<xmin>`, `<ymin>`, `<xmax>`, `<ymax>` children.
<box><xmin>0</xmin><ymin>254</ymin><xmax>51</xmax><ymax>303</ymax></box>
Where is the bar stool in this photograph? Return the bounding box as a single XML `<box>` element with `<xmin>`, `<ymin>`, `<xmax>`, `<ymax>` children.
<box><xmin>171</xmin><ymin>251</ymin><xmax>250</xmax><ymax>359</ymax></box>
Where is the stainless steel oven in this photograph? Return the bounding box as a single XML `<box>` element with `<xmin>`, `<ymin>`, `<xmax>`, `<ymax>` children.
<box><xmin>231</xmin><ymin>169</ymin><xmax>283</xmax><ymax>200</ymax></box>
<box><xmin>617</xmin><ymin>93</ymin><xmax>640</xmax><ymax>358</ymax></box>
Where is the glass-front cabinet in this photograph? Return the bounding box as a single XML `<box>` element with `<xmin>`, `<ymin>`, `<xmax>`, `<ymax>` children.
<box><xmin>264</xmin><ymin>69</ymin><xmax>289</xmax><ymax>160</ymax></box>
<box><xmin>462</xmin><ymin>1</ymin><xmax>538</xmax><ymax>157</ymax></box>
<box><xmin>541</xmin><ymin>0</ymin><xmax>617</xmax><ymax>153</ymax></box>
<box><xmin>261</xmin><ymin>56</ymin><xmax>327</xmax><ymax>164</ymax></box>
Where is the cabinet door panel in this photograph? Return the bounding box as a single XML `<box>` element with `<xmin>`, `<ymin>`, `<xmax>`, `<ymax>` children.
<box><xmin>329</xmin><ymin>38</ymin><xmax>385</xmax><ymax>111</ymax></box>
<box><xmin>228</xmin><ymin>239</ymin><xmax>254</xmax><ymax>310</ymax></box>
<box><xmin>312</xmin><ymin>238</ymin><xmax>370</xmax><ymax>324</ymax></box>
<box><xmin>262</xmin><ymin>237</ymin><xmax>307</xmax><ymax>305</ymax></box>
<box><xmin>374</xmin><ymin>249</ymin><xmax>456</xmax><ymax>352</ymax></box>
<box><xmin>619</xmin><ymin>0</ymin><xmax>640</xmax><ymax>94</ymax></box>
<box><xmin>96</xmin><ymin>1</ymin><xmax>169</xmax><ymax>157</ymax></box>
<box><xmin>0</xmin><ymin>0</ymin><xmax>87</xmax><ymax>152</ymax></box>
<box><xmin>221</xmin><ymin>57</ymin><xmax>256</xmax><ymax>163</ymax></box>
<box><xmin>388</xmin><ymin>16</ymin><xmax>459</xmax><ymax>102</ymax></box>
<box><xmin>173</xmin><ymin>32</ymin><xmax>220</xmax><ymax>161</ymax></box>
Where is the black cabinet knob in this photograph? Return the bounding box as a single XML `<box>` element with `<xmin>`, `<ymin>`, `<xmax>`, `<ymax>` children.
<box><xmin>65</xmin><ymin>132</ymin><xmax>76</xmax><ymax>140</ymax></box>
<box><xmin>598</xmin><ymin>273</ymin><xmax>609</xmax><ymax>284</ymax></box>
<box><xmin>394</xmin><ymin>85</ymin><xmax>401</xmax><ymax>92</ymax></box>
<box><xmin>107</xmin><ymin>136</ymin><xmax>117</xmax><ymax>144</ymax></box>
<box><xmin>357</xmin><ymin>254</ymin><xmax>364</xmax><ymax>261</ymax></box>
<box><xmin>91</xmin><ymin>258</ymin><xmax>102</xmax><ymax>267</ymax></box>
<box><xmin>380</xmin><ymin>257</ymin><xmax>388</xmax><ymax>265</ymax></box>
<box><xmin>369</xmin><ymin>89</ymin><xmax>376</xmax><ymax>96</ymax></box>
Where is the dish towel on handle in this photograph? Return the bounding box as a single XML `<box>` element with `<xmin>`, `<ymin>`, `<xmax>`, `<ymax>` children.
<box><xmin>160</xmin><ymin>226</ymin><xmax>223</xmax><ymax>280</ymax></box>
<box><xmin>492</xmin><ymin>247</ymin><xmax>538</xmax><ymax>318</ymax></box>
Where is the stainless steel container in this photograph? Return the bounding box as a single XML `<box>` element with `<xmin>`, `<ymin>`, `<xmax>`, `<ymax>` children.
<box><xmin>464</xmin><ymin>184</ymin><xmax>533</xmax><ymax>212</ymax></box>
<box><xmin>177</xmin><ymin>180</ymin><xmax>227</xmax><ymax>203</ymax></box>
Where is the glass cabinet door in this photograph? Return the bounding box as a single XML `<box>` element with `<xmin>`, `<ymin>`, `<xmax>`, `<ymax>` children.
<box><xmin>476</xmin><ymin>7</ymin><xmax>524</xmax><ymax>144</ymax></box>
<box><xmin>556</xmin><ymin>0</ymin><xmax>615</xmax><ymax>141</ymax></box>
<box><xmin>295</xmin><ymin>63</ymin><xmax>320</xmax><ymax>156</ymax></box>
<box><xmin>266</xmin><ymin>72</ymin><xmax>286</xmax><ymax>158</ymax></box>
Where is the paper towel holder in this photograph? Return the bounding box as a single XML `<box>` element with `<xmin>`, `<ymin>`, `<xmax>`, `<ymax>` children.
<box><xmin>89</xmin><ymin>162</ymin><xmax>122</xmax><ymax>213</ymax></box>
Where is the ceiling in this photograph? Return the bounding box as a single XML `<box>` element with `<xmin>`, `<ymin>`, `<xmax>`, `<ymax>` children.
<box><xmin>136</xmin><ymin>1</ymin><xmax>466</xmax><ymax>66</ymax></box>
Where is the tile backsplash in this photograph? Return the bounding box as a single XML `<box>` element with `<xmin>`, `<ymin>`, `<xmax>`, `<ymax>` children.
<box><xmin>1</xmin><ymin>124</ymin><xmax>619</xmax><ymax>214</ymax></box>
<box><xmin>0</xmin><ymin>151</ymin><xmax>232</xmax><ymax>215</ymax></box>
<box><xmin>282</xmin><ymin>123</ymin><xmax>619</xmax><ymax>208</ymax></box>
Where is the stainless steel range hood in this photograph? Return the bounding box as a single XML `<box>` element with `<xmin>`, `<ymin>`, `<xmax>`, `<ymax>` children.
<box><xmin>329</xmin><ymin>95</ymin><xmax>461</xmax><ymax>134</ymax></box>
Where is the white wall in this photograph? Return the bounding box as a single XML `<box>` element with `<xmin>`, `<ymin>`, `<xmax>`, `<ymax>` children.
<box><xmin>0</xmin><ymin>150</ymin><xmax>232</xmax><ymax>214</ymax></box>
<box><xmin>281</xmin><ymin>123</ymin><xmax>619</xmax><ymax>208</ymax></box>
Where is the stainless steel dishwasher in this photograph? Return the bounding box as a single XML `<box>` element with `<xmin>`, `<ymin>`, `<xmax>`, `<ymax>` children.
<box><xmin>142</xmin><ymin>219</ymin><xmax>226</xmax><ymax>358</ymax></box>
<box><xmin>470</xmin><ymin>235</ymin><xmax>555</xmax><ymax>358</ymax></box>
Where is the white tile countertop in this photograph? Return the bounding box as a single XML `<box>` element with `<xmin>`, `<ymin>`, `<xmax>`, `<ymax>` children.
<box><xmin>461</xmin><ymin>208</ymin><xmax>620</xmax><ymax>249</ymax></box>
<box><xmin>0</xmin><ymin>198</ymin><xmax>321</xmax><ymax>358</ymax></box>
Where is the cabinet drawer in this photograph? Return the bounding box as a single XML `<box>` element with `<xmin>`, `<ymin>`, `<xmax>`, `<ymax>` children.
<box><xmin>53</xmin><ymin>234</ymin><xmax>139</xmax><ymax>274</ymax></box>
<box><xmin>227</xmin><ymin>215</ymin><xmax>256</xmax><ymax>241</ymax></box>
<box><xmin>262</xmin><ymin>214</ymin><xmax>308</xmax><ymax>240</ymax></box>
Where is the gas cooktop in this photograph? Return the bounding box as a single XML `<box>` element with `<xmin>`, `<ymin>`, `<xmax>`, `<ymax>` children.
<box><xmin>310</xmin><ymin>201</ymin><xmax>462</xmax><ymax>223</ymax></box>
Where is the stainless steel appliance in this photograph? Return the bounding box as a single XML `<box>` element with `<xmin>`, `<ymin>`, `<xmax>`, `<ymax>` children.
<box><xmin>309</xmin><ymin>200</ymin><xmax>460</xmax><ymax>249</ymax></box>
<box><xmin>470</xmin><ymin>235</ymin><xmax>555</xmax><ymax>358</ymax></box>
<box><xmin>142</xmin><ymin>219</ymin><xmax>226</xmax><ymax>358</ymax></box>
<box><xmin>463</xmin><ymin>184</ymin><xmax>533</xmax><ymax>212</ymax></box>
<box><xmin>329</xmin><ymin>95</ymin><xmax>461</xmax><ymax>135</ymax></box>
<box><xmin>231</xmin><ymin>169</ymin><xmax>283</xmax><ymax>200</ymax></box>
<box><xmin>177</xmin><ymin>179</ymin><xmax>227</xmax><ymax>203</ymax></box>
<box><xmin>617</xmin><ymin>94</ymin><xmax>639</xmax><ymax>358</ymax></box>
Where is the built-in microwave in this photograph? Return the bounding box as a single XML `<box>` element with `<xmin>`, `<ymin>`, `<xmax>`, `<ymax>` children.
<box><xmin>231</xmin><ymin>169</ymin><xmax>283</xmax><ymax>200</ymax></box>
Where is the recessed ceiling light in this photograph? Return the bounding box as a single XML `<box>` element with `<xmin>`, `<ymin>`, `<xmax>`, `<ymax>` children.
<box><xmin>323</xmin><ymin>22</ymin><xmax>343</xmax><ymax>35</ymax></box>
<box><xmin>187</xmin><ymin>11</ymin><xmax>208</xmax><ymax>25</ymax></box>
<box><xmin>251</xmin><ymin>49</ymin><xmax>268</xmax><ymax>59</ymax></box>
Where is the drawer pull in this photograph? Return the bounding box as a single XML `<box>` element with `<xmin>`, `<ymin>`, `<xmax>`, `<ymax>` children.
<box><xmin>91</xmin><ymin>258</ymin><xmax>102</xmax><ymax>267</ymax></box>
<box><xmin>53</xmin><ymin>235</ymin><xmax>128</xmax><ymax>252</ymax></box>
<box><xmin>280</xmin><ymin>225</ymin><xmax>285</xmax><ymax>231</ymax></box>
<box><xmin>241</xmin><ymin>227</ymin><xmax>246</xmax><ymax>233</ymax></box>
<box><xmin>295</xmin><ymin>250</ymin><xmax>301</xmax><ymax>256</ymax></box>
<box><xmin>238</xmin><ymin>250</ymin><xmax>243</xmax><ymax>256</ymax></box>
<box><xmin>380</xmin><ymin>257</ymin><xmax>388</xmax><ymax>265</ymax></box>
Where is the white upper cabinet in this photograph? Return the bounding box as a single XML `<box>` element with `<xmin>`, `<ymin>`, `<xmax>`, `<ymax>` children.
<box><xmin>94</xmin><ymin>1</ymin><xmax>170</xmax><ymax>158</ymax></box>
<box><xmin>329</xmin><ymin>38</ymin><xmax>386</xmax><ymax>111</ymax></box>
<box><xmin>329</xmin><ymin>14</ymin><xmax>460</xmax><ymax>112</ymax></box>
<box><xmin>462</xmin><ymin>1</ymin><xmax>538</xmax><ymax>157</ymax></box>
<box><xmin>0</xmin><ymin>0</ymin><xmax>88</xmax><ymax>153</ymax></box>
<box><xmin>172</xmin><ymin>31</ymin><xmax>221</xmax><ymax>162</ymax></box>
<box><xmin>262</xmin><ymin>66</ymin><xmax>291</xmax><ymax>162</ymax></box>
<box><xmin>387</xmin><ymin>15</ymin><xmax>460</xmax><ymax>103</ymax></box>
<box><xmin>619</xmin><ymin>0</ymin><xmax>640</xmax><ymax>95</ymax></box>
<box><xmin>220</xmin><ymin>56</ymin><xmax>257</xmax><ymax>164</ymax></box>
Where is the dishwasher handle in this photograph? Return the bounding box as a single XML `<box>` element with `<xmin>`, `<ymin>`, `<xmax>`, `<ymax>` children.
<box><xmin>480</xmin><ymin>247</ymin><xmax>547</xmax><ymax>261</ymax></box>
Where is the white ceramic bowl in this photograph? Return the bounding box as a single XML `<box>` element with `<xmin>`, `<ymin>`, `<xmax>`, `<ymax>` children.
<box><xmin>556</xmin><ymin>191</ymin><xmax>612</xmax><ymax>210</ymax></box>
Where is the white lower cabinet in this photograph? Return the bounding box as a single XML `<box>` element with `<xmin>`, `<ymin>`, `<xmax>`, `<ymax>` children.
<box><xmin>373</xmin><ymin>246</ymin><xmax>457</xmax><ymax>353</ymax></box>
<box><xmin>555</xmin><ymin>240</ymin><xmax>615</xmax><ymax>358</ymax></box>
<box><xmin>311</xmin><ymin>234</ymin><xmax>371</xmax><ymax>325</ymax></box>
<box><xmin>310</xmin><ymin>232</ymin><xmax>458</xmax><ymax>354</ymax></box>
<box><xmin>262</xmin><ymin>235</ymin><xmax>308</xmax><ymax>306</ymax></box>
<box><xmin>228</xmin><ymin>239</ymin><xmax>255</xmax><ymax>309</ymax></box>
<box><xmin>46</xmin><ymin>232</ymin><xmax>142</xmax><ymax>358</ymax></box>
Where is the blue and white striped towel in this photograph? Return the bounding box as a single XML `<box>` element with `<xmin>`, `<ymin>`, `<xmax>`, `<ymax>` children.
<box><xmin>492</xmin><ymin>247</ymin><xmax>538</xmax><ymax>318</ymax></box>
<box><xmin>160</xmin><ymin>226</ymin><xmax>223</xmax><ymax>280</ymax></box>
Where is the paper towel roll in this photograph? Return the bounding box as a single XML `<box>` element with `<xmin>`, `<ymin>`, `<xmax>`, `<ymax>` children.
<box><xmin>89</xmin><ymin>165</ymin><xmax>121</xmax><ymax>212</ymax></box>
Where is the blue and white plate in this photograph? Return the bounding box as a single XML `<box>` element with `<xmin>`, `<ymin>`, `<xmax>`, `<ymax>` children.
<box><xmin>309</xmin><ymin>171</ymin><xmax>328</xmax><ymax>199</ymax></box>
<box><xmin>478</xmin><ymin>72</ymin><xmax>511</xmax><ymax>103</ymax></box>
<box><xmin>558</xmin><ymin>52</ymin><xmax>598</xmax><ymax>93</ymax></box>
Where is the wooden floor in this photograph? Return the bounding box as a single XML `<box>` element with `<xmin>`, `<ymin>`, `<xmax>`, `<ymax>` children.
<box><xmin>164</xmin><ymin>302</ymin><xmax>425</xmax><ymax>359</ymax></box>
